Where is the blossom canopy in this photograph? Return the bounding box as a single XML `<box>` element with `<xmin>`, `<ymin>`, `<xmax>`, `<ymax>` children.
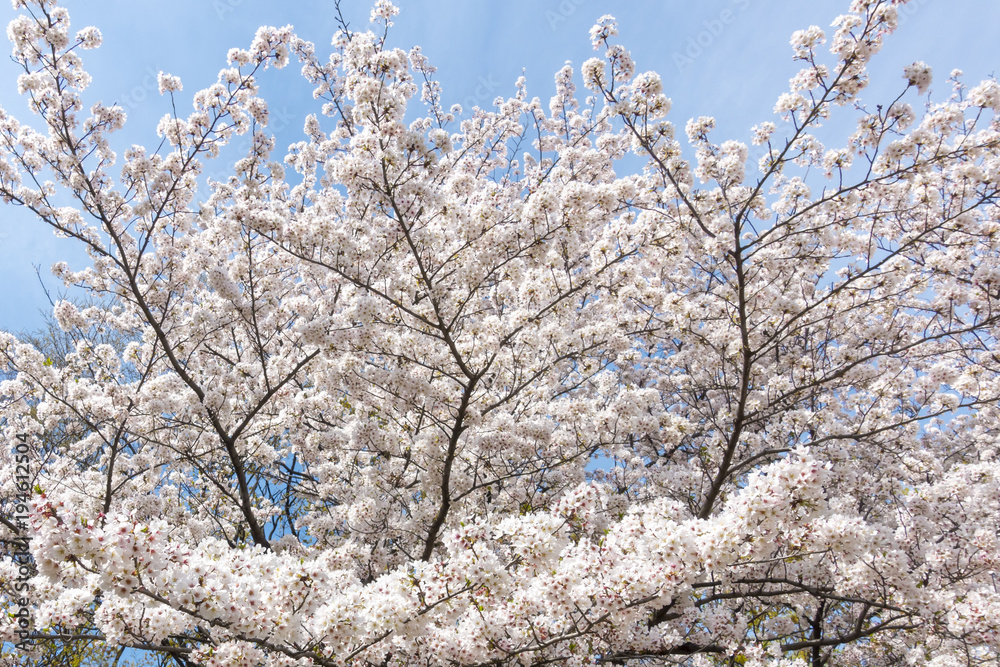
<box><xmin>2</xmin><ymin>0</ymin><xmax>1000</xmax><ymax>665</ymax></box>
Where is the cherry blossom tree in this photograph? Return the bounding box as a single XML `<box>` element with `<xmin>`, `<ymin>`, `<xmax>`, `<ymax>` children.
<box><xmin>4</xmin><ymin>298</ymin><xmax>153</xmax><ymax>667</ymax></box>
<box><xmin>2</xmin><ymin>0</ymin><xmax>1000</xmax><ymax>665</ymax></box>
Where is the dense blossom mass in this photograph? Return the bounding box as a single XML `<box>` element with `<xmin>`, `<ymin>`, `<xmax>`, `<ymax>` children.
<box><xmin>2</xmin><ymin>0</ymin><xmax>1000</xmax><ymax>665</ymax></box>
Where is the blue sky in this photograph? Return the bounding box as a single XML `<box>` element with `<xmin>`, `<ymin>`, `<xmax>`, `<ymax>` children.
<box><xmin>0</xmin><ymin>0</ymin><xmax>998</xmax><ymax>333</ymax></box>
